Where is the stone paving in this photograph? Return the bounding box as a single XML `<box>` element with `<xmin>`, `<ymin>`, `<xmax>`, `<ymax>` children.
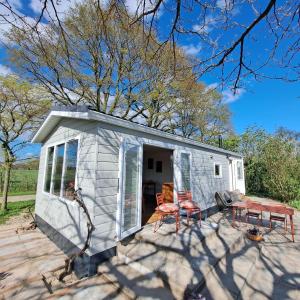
<box><xmin>0</xmin><ymin>196</ymin><xmax>299</xmax><ymax>299</ymax></box>
<box><xmin>0</xmin><ymin>223</ymin><xmax>130</xmax><ymax>300</ymax></box>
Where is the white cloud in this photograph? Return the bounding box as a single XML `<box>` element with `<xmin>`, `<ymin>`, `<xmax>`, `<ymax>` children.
<box><xmin>0</xmin><ymin>64</ymin><xmax>13</xmax><ymax>76</ymax></box>
<box><xmin>206</xmin><ymin>82</ymin><xmax>245</xmax><ymax>103</ymax></box>
<box><xmin>206</xmin><ymin>82</ymin><xmax>218</xmax><ymax>91</ymax></box>
<box><xmin>125</xmin><ymin>0</ymin><xmax>163</xmax><ymax>17</ymax></box>
<box><xmin>181</xmin><ymin>43</ymin><xmax>202</xmax><ymax>56</ymax></box>
<box><xmin>216</xmin><ymin>0</ymin><xmax>233</xmax><ymax>10</ymax></box>
<box><xmin>222</xmin><ymin>87</ymin><xmax>245</xmax><ymax>103</ymax></box>
<box><xmin>29</xmin><ymin>0</ymin><xmax>82</xmax><ymax>19</ymax></box>
<box><xmin>192</xmin><ymin>16</ymin><xmax>216</xmax><ymax>34</ymax></box>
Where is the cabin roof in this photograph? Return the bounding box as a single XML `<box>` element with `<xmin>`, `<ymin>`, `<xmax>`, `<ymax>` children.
<box><xmin>32</xmin><ymin>107</ymin><xmax>243</xmax><ymax>158</ymax></box>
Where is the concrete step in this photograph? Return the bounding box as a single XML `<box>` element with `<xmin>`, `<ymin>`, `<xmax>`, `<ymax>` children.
<box><xmin>115</xmin><ymin>219</ymin><xmax>247</xmax><ymax>299</ymax></box>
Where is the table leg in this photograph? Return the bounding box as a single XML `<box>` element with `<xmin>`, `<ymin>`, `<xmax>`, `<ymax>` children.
<box><xmin>232</xmin><ymin>206</ymin><xmax>236</xmax><ymax>226</ymax></box>
<box><xmin>290</xmin><ymin>215</ymin><xmax>295</xmax><ymax>242</ymax></box>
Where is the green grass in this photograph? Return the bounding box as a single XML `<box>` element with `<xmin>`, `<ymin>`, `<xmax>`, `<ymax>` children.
<box><xmin>0</xmin><ymin>200</ymin><xmax>35</xmax><ymax>225</ymax></box>
<box><xmin>7</xmin><ymin>191</ymin><xmax>36</xmax><ymax>196</ymax></box>
<box><xmin>0</xmin><ymin>169</ymin><xmax>38</xmax><ymax>194</ymax></box>
<box><xmin>289</xmin><ymin>199</ymin><xmax>300</xmax><ymax>210</ymax></box>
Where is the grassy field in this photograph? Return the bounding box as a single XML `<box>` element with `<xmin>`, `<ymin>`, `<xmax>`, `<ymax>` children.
<box><xmin>0</xmin><ymin>169</ymin><xmax>38</xmax><ymax>195</ymax></box>
<box><xmin>0</xmin><ymin>200</ymin><xmax>35</xmax><ymax>225</ymax></box>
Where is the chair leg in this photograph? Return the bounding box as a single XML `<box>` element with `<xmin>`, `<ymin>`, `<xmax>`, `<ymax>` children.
<box><xmin>269</xmin><ymin>217</ymin><xmax>272</xmax><ymax>229</ymax></box>
<box><xmin>198</xmin><ymin>211</ymin><xmax>201</xmax><ymax>227</ymax></box>
<box><xmin>285</xmin><ymin>218</ymin><xmax>287</xmax><ymax>231</ymax></box>
<box><xmin>187</xmin><ymin>211</ymin><xmax>190</xmax><ymax>226</ymax></box>
<box><xmin>175</xmin><ymin>212</ymin><xmax>180</xmax><ymax>233</ymax></box>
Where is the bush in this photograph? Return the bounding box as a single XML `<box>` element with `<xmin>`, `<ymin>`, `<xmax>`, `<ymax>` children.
<box><xmin>238</xmin><ymin>127</ymin><xmax>300</xmax><ymax>203</ymax></box>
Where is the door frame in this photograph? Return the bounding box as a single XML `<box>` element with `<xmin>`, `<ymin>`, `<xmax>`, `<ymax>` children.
<box><xmin>116</xmin><ymin>138</ymin><xmax>143</xmax><ymax>240</ymax></box>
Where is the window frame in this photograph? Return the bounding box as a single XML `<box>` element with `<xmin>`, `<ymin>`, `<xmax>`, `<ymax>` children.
<box><xmin>214</xmin><ymin>162</ymin><xmax>223</xmax><ymax>178</ymax></box>
<box><xmin>236</xmin><ymin>160</ymin><xmax>243</xmax><ymax>180</ymax></box>
<box><xmin>42</xmin><ymin>135</ymin><xmax>80</xmax><ymax>202</ymax></box>
<box><xmin>179</xmin><ymin>150</ymin><xmax>193</xmax><ymax>193</ymax></box>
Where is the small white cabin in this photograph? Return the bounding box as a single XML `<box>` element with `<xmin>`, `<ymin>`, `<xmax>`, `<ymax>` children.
<box><xmin>32</xmin><ymin>107</ymin><xmax>245</xmax><ymax>276</ymax></box>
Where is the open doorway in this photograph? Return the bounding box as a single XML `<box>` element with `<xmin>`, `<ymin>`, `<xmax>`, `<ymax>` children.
<box><xmin>142</xmin><ymin>145</ymin><xmax>174</xmax><ymax>225</ymax></box>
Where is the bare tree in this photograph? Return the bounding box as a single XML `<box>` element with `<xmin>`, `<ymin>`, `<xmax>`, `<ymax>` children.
<box><xmin>128</xmin><ymin>0</ymin><xmax>299</xmax><ymax>89</ymax></box>
<box><xmin>2</xmin><ymin>0</ymin><xmax>232</xmax><ymax>141</ymax></box>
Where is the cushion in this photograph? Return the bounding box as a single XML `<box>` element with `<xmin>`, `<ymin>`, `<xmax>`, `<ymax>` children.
<box><xmin>224</xmin><ymin>191</ymin><xmax>232</xmax><ymax>204</ymax></box>
<box><xmin>179</xmin><ymin>200</ymin><xmax>200</xmax><ymax>210</ymax></box>
<box><xmin>156</xmin><ymin>203</ymin><xmax>179</xmax><ymax>213</ymax></box>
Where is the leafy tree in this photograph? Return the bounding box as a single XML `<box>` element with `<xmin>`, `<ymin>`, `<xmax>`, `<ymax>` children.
<box><xmin>7</xmin><ymin>0</ymin><xmax>231</xmax><ymax>141</ymax></box>
<box><xmin>233</xmin><ymin>127</ymin><xmax>300</xmax><ymax>203</ymax></box>
<box><xmin>0</xmin><ymin>75</ymin><xmax>51</xmax><ymax>211</ymax></box>
<box><xmin>261</xmin><ymin>136</ymin><xmax>300</xmax><ymax>202</ymax></box>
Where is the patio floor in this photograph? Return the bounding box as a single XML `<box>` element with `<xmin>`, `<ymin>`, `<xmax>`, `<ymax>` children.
<box><xmin>99</xmin><ymin>197</ymin><xmax>300</xmax><ymax>299</ymax></box>
<box><xmin>0</xmin><ymin>196</ymin><xmax>299</xmax><ymax>299</ymax></box>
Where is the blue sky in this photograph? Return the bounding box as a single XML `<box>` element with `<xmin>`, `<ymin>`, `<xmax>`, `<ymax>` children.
<box><xmin>0</xmin><ymin>0</ymin><xmax>299</xmax><ymax>158</ymax></box>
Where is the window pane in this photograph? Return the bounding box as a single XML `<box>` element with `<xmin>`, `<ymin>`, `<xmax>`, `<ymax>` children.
<box><xmin>123</xmin><ymin>145</ymin><xmax>139</xmax><ymax>232</ymax></box>
<box><xmin>63</xmin><ymin>140</ymin><xmax>78</xmax><ymax>200</ymax></box>
<box><xmin>215</xmin><ymin>164</ymin><xmax>220</xmax><ymax>176</ymax></box>
<box><xmin>44</xmin><ymin>147</ymin><xmax>54</xmax><ymax>192</ymax></box>
<box><xmin>181</xmin><ymin>153</ymin><xmax>191</xmax><ymax>191</ymax></box>
<box><xmin>237</xmin><ymin>161</ymin><xmax>243</xmax><ymax>180</ymax></box>
<box><xmin>53</xmin><ymin>144</ymin><xmax>65</xmax><ymax>196</ymax></box>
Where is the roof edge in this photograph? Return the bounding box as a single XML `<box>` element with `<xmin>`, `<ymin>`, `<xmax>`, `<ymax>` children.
<box><xmin>32</xmin><ymin>109</ymin><xmax>243</xmax><ymax>158</ymax></box>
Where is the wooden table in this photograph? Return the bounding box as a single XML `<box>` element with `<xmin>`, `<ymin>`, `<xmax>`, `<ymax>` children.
<box><xmin>231</xmin><ymin>201</ymin><xmax>295</xmax><ymax>242</ymax></box>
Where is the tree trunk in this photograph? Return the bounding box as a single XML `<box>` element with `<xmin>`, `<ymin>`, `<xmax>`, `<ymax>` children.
<box><xmin>1</xmin><ymin>162</ymin><xmax>12</xmax><ymax>211</ymax></box>
<box><xmin>1</xmin><ymin>146</ymin><xmax>14</xmax><ymax>211</ymax></box>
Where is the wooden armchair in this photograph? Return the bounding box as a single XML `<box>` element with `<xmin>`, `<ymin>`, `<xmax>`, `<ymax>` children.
<box><xmin>154</xmin><ymin>193</ymin><xmax>180</xmax><ymax>233</ymax></box>
<box><xmin>177</xmin><ymin>191</ymin><xmax>201</xmax><ymax>226</ymax></box>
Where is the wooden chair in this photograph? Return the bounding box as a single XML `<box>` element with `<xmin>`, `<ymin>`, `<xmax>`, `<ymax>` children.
<box><xmin>245</xmin><ymin>201</ymin><xmax>264</xmax><ymax>225</ymax></box>
<box><xmin>154</xmin><ymin>193</ymin><xmax>180</xmax><ymax>233</ymax></box>
<box><xmin>268</xmin><ymin>204</ymin><xmax>288</xmax><ymax>231</ymax></box>
<box><xmin>177</xmin><ymin>191</ymin><xmax>201</xmax><ymax>226</ymax></box>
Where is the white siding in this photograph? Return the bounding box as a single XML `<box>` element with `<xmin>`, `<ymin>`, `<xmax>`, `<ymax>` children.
<box><xmin>35</xmin><ymin>119</ymin><xmax>98</xmax><ymax>256</ymax></box>
<box><xmin>36</xmin><ymin>117</ymin><xmax>243</xmax><ymax>256</ymax></box>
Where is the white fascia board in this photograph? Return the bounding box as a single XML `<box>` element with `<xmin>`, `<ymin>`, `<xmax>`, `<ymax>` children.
<box><xmin>32</xmin><ymin>109</ymin><xmax>242</xmax><ymax>158</ymax></box>
<box><xmin>31</xmin><ymin>111</ymin><xmax>89</xmax><ymax>143</ymax></box>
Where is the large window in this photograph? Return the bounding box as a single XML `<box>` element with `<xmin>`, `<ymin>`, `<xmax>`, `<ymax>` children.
<box><xmin>181</xmin><ymin>152</ymin><xmax>191</xmax><ymax>191</ymax></box>
<box><xmin>237</xmin><ymin>161</ymin><xmax>243</xmax><ymax>180</ymax></box>
<box><xmin>44</xmin><ymin>139</ymin><xmax>79</xmax><ymax>200</ymax></box>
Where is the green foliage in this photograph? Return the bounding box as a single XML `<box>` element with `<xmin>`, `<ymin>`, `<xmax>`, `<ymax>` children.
<box><xmin>289</xmin><ymin>199</ymin><xmax>300</xmax><ymax>210</ymax></box>
<box><xmin>238</xmin><ymin>127</ymin><xmax>300</xmax><ymax>205</ymax></box>
<box><xmin>0</xmin><ymin>200</ymin><xmax>35</xmax><ymax>224</ymax></box>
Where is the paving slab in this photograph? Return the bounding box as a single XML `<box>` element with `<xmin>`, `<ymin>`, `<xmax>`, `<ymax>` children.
<box><xmin>0</xmin><ymin>223</ymin><xmax>130</xmax><ymax>300</ymax></box>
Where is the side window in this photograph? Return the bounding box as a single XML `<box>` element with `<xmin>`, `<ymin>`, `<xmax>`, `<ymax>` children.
<box><xmin>181</xmin><ymin>153</ymin><xmax>191</xmax><ymax>191</ymax></box>
<box><xmin>44</xmin><ymin>147</ymin><xmax>54</xmax><ymax>193</ymax></box>
<box><xmin>44</xmin><ymin>139</ymin><xmax>79</xmax><ymax>200</ymax></box>
<box><xmin>63</xmin><ymin>140</ymin><xmax>79</xmax><ymax>199</ymax></box>
<box><xmin>214</xmin><ymin>163</ymin><xmax>222</xmax><ymax>178</ymax></box>
<box><xmin>237</xmin><ymin>161</ymin><xmax>243</xmax><ymax>180</ymax></box>
<box><xmin>53</xmin><ymin>144</ymin><xmax>65</xmax><ymax>196</ymax></box>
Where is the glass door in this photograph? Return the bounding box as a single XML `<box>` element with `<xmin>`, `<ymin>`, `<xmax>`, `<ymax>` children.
<box><xmin>117</xmin><ymin>140</ymin><xmax>143</xmax><ymax>240</ymax></box>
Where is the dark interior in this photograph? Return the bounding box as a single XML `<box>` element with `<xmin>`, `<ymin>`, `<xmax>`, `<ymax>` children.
<box><xmin>142</xmin><ymin>145</ymin><xmax>174</xmax><ymax>225</ymax></box>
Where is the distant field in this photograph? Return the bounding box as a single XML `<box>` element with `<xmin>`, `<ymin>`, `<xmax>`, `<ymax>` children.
<box><xmin>0</xmin><ymin>169</ymin><xmax>38</xmax><ymax>195</ymax></box>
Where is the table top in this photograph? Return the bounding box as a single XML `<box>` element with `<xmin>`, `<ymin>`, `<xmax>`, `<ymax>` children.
<box><xmin>232</xmin><ymin>200</ymin><xmax>294</xmax><ymax>215</ymax></box>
